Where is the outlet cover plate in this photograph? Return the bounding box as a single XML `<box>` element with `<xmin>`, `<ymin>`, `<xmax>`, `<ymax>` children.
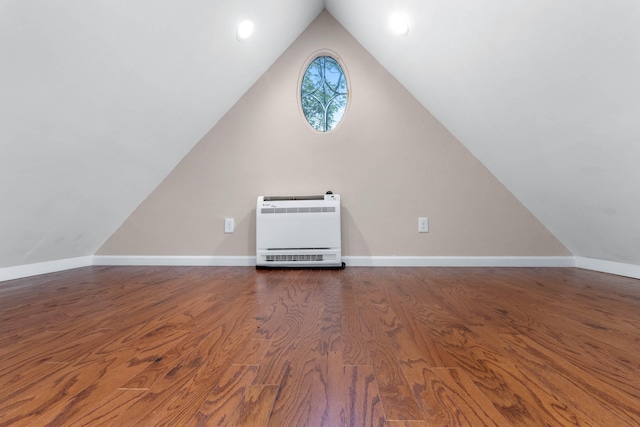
<box><xmin>224</xmin><ymin>218</ymin><xmax>234</xmax><ymax>233</ymax></box>
<box><xmin>418</xmin><ymin>217</ymin><xmax>428</xmax><ymax>233</ymax></box>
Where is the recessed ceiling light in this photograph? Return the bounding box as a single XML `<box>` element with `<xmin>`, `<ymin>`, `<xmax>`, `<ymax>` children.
<box><xmin>389</xmin><ymin>12</ymin><xmax>409</xmax><ymax>36</ymax></box>
<box><xmin>237</xmin><ymin>19</ymin><xmax>254</xmax><ymax>41</ymax></box>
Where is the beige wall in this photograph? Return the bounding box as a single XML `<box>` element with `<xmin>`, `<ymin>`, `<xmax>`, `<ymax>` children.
<box><xmin>98</xmin><ymin>11</ymin><xmax>569</xmax><ymax>258</ymax></box>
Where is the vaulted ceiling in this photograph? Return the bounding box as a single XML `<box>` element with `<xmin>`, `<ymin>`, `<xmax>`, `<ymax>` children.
<box><xmin>2</xmin><ymin>0</ymin><xmax>639</xmax><ymax>268</ymax></box>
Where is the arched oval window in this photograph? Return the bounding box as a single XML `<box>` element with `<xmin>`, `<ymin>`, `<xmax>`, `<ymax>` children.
<box><xmin>301</xmin><ymin>56</ymin><xmax>348</xmax><ymax>132</ymax></box>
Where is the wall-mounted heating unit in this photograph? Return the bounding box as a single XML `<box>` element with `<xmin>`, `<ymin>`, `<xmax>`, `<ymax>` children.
<box><xmin>256</xmin><ymin>194</ymin><xmax>343</xmax><ymax>268</ymax></box>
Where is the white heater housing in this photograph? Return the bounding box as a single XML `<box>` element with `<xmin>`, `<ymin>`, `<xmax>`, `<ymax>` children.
<box><xmin>256</xmin><ymin>194</ymin><xmax>342</xmax><ymax>268</ymax></box>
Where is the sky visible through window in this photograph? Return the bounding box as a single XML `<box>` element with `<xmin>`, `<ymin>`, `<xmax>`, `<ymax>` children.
<box><xmin>301</xmin><ymin>56</ymin><xmax>348</xmax><ymax>132</ymax></box>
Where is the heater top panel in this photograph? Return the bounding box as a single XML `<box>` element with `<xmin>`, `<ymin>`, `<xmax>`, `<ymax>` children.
<box><xmin>259</xmin><ymin>193</ymin><xmax>339</xmax><ymax>204</ymax></box>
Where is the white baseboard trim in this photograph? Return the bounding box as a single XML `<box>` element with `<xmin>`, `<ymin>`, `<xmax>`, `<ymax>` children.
<box><xmin>5</xmin><ymin>255</ymin><xmax>638</xmax><ymax>282</ymax></box>
<box><xmin>92</xmin><ymin>255</ymin><xmax>256</xmax><ymax>267</ymax></box>
<box><xmin>92</xmin><ymin>255</ymin><xmax>575</xmax><ymax>268</ymax></box>
<box><xmin>0</xmin><ymin>256</ymin><xmax>93</xmax><ymax>283</ymax></box>
<box><xmin>342</xmin><ymin>256</ymin><xmax>575</xmax><ymax>267</ymax></box>
<box><xmin>575</xmin><ymin>257</ymin><xmax>640</xmax><ymax>280</ymax></box>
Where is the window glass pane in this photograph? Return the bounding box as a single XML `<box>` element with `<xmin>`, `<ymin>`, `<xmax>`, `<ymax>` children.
<box><xmin>301</xmin><ymin>56</ymin><xmax>348</xmax><ymax>132</ymax></box>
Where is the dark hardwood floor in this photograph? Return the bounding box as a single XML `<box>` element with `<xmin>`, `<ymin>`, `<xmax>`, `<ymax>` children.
<box><xmin>1</xmin><ymin>266</ymin><xmax>639</xmax><ymax>426</ymax></box>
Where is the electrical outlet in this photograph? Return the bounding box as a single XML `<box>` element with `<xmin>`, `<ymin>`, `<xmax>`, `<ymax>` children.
<box><xmin>224</xmin><ymin>218</ymin><xmax>234</xmax><ymax>233</ymax></box>
<box><xmin>418</xmin><ymin>217</ymin><xmax>428</xmax><ymax>233</ymax></box>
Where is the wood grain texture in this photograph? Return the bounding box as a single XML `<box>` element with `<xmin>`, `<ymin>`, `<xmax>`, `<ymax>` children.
<box><xmin>341</xmin><ymin>280</ymin><xmax>371</xmax><ymax>365</ymax></box>
<box><xmin>344</xmin><ymin>365</ymin><xmax>386</xmax><ymax>427</ymax></box>
<box><xmin>1</xmin><ymin>266</ymin><xmax>639</xmax><ymax>426</ymax></box>
<box><xmin>430</xmin><ymin>367</ymin><xmax>511</xmax><ymax>426</ymax></box>
<box><xmin>187</xmin><ymin>364</ymin><xmax>258</xmax><ymax>427</ymax></box>
<box><xmin>231</xmin><ymin>384</ymin><xmax>280</xmax><ymax>427</ymax></box>
<box><xmin>352</xmin><ymin>273</ymin><xmax>424</xmax><ymax>421</ymax></box>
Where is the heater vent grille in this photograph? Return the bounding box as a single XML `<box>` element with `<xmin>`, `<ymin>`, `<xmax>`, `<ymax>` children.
<box><xmin>261</xmin><ymin>207</ymin><xmax>335</xmax><ymax>214</ymax></box>
<box><xmin>265</xmin><ymin>254</ymin><xmax>324</xmax><ymax>262</ymax></box>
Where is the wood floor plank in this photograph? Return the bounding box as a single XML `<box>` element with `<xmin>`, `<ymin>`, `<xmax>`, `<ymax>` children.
<box><xmin>381</xmin><ymin>271</ymin><xmax>461</xmax><ymax>367</ymax></box>
<box><xmin>353</xmin><ymin>276</ymin><xmax>425</xmax><ymax>421</ymax></box>
<box><xmin>470</xmin><ymin>327</ymin><xmax>602</xmax><ymax>427</ymax></box>
<box><xmin>0</xmin><ymin>290</ymin><xmax>213</xmax><ymax>424</ymax></box>
<box><xmin>0</xmin><ymin>272</ymin><xmax>220</xmax><ymax>379</ymax></box>
<box><xmin>187</xmin><ymin>364</ymin><xmax>258</xmax><ymax>427</ymax></box>
<box><xmin>321</xmin><ymin>273</ymin><xmax>349</xmax><ymax>427</ymax></box>
<box><xmin>68</xmin><ymin>389</ymin><xmax>148</xmax><ymax>427</ymax></box>
<box><xmin>413</xmin><ymin>321</ymin><xmax>555</xmax><ymax>426</ymax></box>
<box><xmin>385</xmin><ymin>421</ymin><xmax>430</xmax><ymax>427</ymax></box>
<box><xmin>341</xmin><ymin>280</ymin><xmax>371</xmax><ymax>365</ymax></box>
<box><xmin>144</xmin><ymin>319</ymin><xmax>266</xmax><ymax>426</ymax></box>
<box><xmin>252</xmin><ymin>270</ymin><xmax>324</xmax><ymax>386</ymax></box>
<box><xmin>249</xmin><ymin>270</ymin><xmax>306</xmax><ymax>341</ymax></box>
<box><xmin>234</xmin><ymin>339</ymin><xmax>272</xmax><ymax>366</ymax></box>
<box><xmin>344</xmin><ymin>365</ymin><xmax>387</xmax><ymax>427</ymax></box>
<box><xmin>255</xmin><ymin>271</ymin><xmax>346</xmax><ymax>426</ymax></box>
<box><xmin>104</xmin><ymin>316</ymin><xmax>256</xmax><ymax>425</ymax></box>
<box><xmin>398</xmin><ymin>359</ymin><xmax>465</xmax><ymax>426</ymax></box>
<box><xmin>2</xmin><ymin>327</ymin><xmax>191</xmax><ymax>426</ymax></box>
<box><xmin>499</xmin><ymin>333</ymin><xmax>640</xmax><ymax>425</ymax></box>
<box><xmin>431</xmin><ymin>367</ymin><xmax>511</xmax><ymax>426</ymax></box>
<box><xmin>231</xmin><ymin>384</ymin><xmax>280</xmax><ymax>427</ymax></box>
<box><xmin>30</xmin><ymin>270</ymin><xmax>258</xmax><ymax>426</ymax></box>
<box><xmin>516</xmin><ymin>312</ymin><xmax>640</xmax><ymax>398</ymax></box>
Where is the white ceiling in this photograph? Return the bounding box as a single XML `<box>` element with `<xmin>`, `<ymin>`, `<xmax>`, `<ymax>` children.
<box><xmin>327</xmin><ymin>0</ymin><xmax>640</xmax><ymax>265</ymax></box>
<box><xmin>2</xmin><ymin>0</ymin><xmax>639</xmax><ymax>267</ymax></box>
<box><xmin>0</xmin><ymin>0</ymin><xmax>324</xmax><ymax>267</ymax></box>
